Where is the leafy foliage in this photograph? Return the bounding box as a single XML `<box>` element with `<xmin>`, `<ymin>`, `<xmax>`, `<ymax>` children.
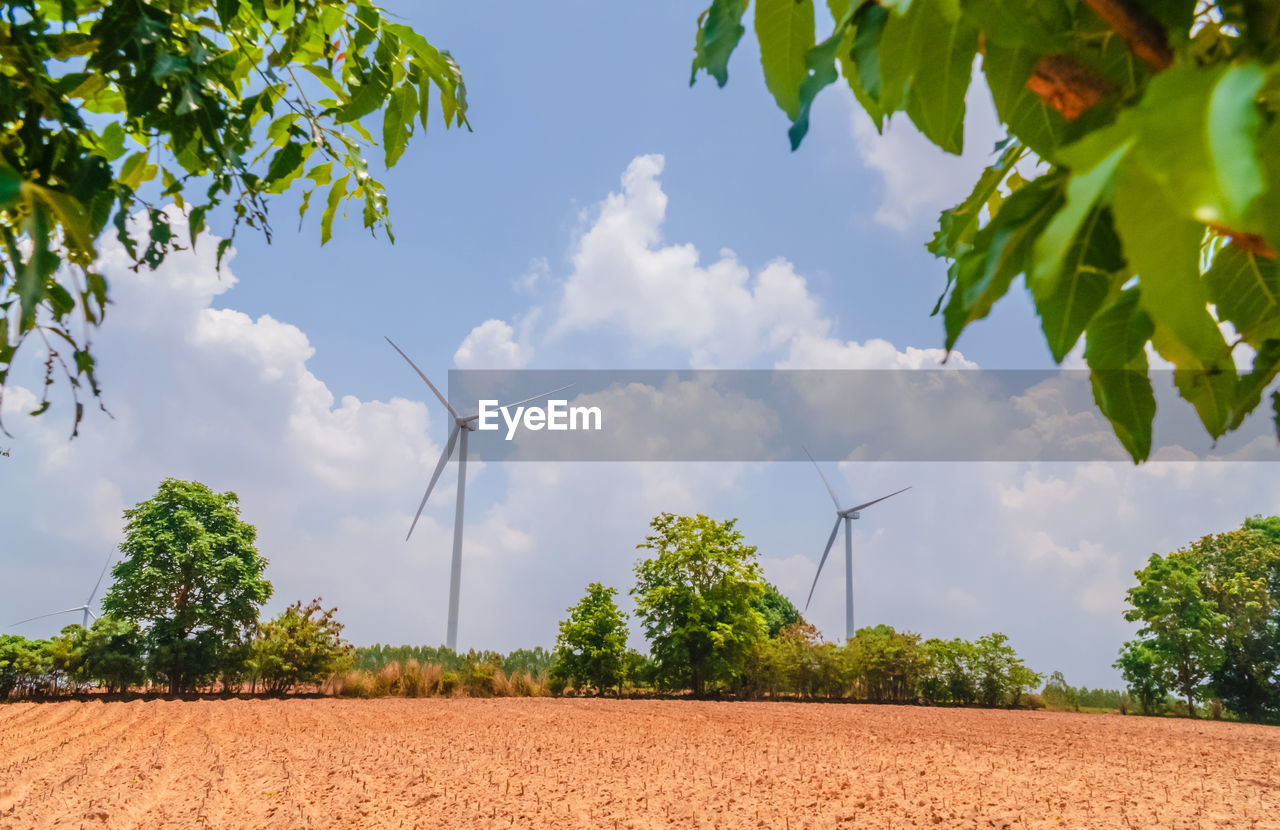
<box><xmin>252</xmin><ymin>598</ymin><xmax>352</xmax><ymax>694</ymax></box>
<box><xmin>0</xmin><ymin>0</ymin><xmax>467</xmax><ymax>434</ymax></box>
<box><xmin>631</xmin><ymin>513</ymin><xmax>767</xmax><ymax>695</ymax></box>
<box><xmin>1119</xmin><ymin>516</ymin><xmax>1280</xmax><ymax>720</ymax></box>
<box><xmin>691</xmin><ymin>0</ymin><xmax>1280</xmax><ymax>459</ymax></box>
<box><xmin>551</xmin><ymin>582</ymin><xmax>629</xmax><ymax>695</ymax></box>
<box><xmin>103</xmin><ymin>477</ymin><xmax>272</xmax><ymax>694</ymax></box>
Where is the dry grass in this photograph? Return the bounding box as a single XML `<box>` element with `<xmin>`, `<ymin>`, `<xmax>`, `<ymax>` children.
<box><xmin>329</xmin><ymin>661</ymin><xmax>547</xmax><ymax>699</ymax></box>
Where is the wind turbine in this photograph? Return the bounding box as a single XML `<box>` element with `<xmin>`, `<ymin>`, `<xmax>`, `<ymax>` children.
<box><xmin>801</xmin><ymin>447</ymin><xmax>910</xmax><ymax>641</ymax></box>
<box><xmin>386</xmin><ymin>337</ymin><xmax>568</xmax><ymax>652</ymax></box>
<box><xmin>10</xmin><ymin>551</ymin><xmax>114</xmax><ymax>630</ymax></box>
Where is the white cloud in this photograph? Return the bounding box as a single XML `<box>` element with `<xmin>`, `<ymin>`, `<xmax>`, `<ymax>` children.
<box><xmin>454</xmin><ymin>319</ymin><xmax>533</xmax><ymax>369</ymax></box>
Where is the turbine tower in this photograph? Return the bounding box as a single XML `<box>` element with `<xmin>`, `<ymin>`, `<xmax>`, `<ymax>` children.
<box><xmin>802</xmin><ymin>447</ymin><xmax>910</xmax><ymax>641</ymax></box>
<box><xmin>386</xmin><ymin>337</ymin><xmax>567</xmax><ymax>651</ymax></box>
<box><xmin>10</xmin><ymin>551</ymin><xmax>114</xmax><ymax>630</ymax></box>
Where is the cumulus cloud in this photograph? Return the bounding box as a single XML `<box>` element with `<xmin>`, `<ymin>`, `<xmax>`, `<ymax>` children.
<box><xmin>454</xmin><ymin>319</ymin><xmax>533</xmax><ymax>370</ymax></box>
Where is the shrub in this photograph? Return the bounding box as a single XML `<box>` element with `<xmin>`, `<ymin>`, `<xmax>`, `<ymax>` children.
<box><xmin>252</xmin><ymin>599</ymin><xmax>353</xmax><ymax>695</ymax></box>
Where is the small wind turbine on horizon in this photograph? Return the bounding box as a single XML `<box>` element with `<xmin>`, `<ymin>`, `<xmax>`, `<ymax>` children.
<box><xmin>386</xmin><ymin>337</ymin><xmax>569</xmax><ymax>652</ymax></box>
<box><xmin>801</xmin><ymin>447</ymin><xmax>910</xmax><ymax>642</ymax></box>
<box><xmin>10</xmin><ymin>552</ymin><xmax>114</xmax><ymax>630</ymax></box>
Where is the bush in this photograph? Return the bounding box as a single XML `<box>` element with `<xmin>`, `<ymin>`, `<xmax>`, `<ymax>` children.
<box><xmin>252</xmin><ymin>599</ymin><xmax>352</xmax><ymax>695</ymax></box>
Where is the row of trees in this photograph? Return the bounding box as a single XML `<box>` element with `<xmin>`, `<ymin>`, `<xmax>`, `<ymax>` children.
<box><xmin>1117</xmin><ymin>516</ymin><xmax>1280</xmax><ymax>721</ymax></box>
<box><xmin>3</xmin><ymin>479</ymin><xmax>352</xmax><ymax>699</ymax></box>
<box><xmin>551</xmin><ymin>513</ymin><xmax>1043</xmax><ymax>705</ymax></box>
<box><xmin>1</xmin><ymin>598</ymin><xmax>352</xmax><ymax>699</ymax></box>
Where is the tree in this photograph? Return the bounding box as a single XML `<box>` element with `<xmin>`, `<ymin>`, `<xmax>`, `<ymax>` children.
<box><xmin>631</xmin><ymin>513</ymin><xmax>767</xmax><ymax>695</ymax></box>
<box><xmin>103</xmin><ymin>478</ymin><xmax>272</xmax><ymax>694</ymax></box>
<box><xmin>0</xmin><ymin>0</ymin><xmax>468</xmax><ymax>434</ymax></box>
<box><xmin>921</xmin><ymin>637</ymin><xmax>977</xmax><ymax>704</ymax></box>
<box><xmin>753</xmin><ymin>581</ymin><xmax>801</xmax><ymax>638</ymax></box>
<box><xmin>1115</xmin><ymin>639</ymin><xmax>1168</xmax><ymax>715</ymax></box>
<box><xmin>846</xmin><ymin>624</ymin><xmax>926</xmax><ymax>703</ymax></box>
<box><xmin>1123</xmin><ymin>552</ymin><xmax>1225</xmax><ymax>717</ymax></box>
<box><xmin>1183</xmin><ymin>523</ymin><xmax>1280</xmax><ymax>721</ymax></box>
<box><xmin>252</xmin><ymin>599</ymin><xmax>352</xmax><ymax>694</ymax></box>
<box><xmin>690</xmin><ymin>0</ymin><xmax>1280</xmax><ymax>460</ymax></box>
<box><xmin>0</xmin><ymin>634</ymin><xmax>51</xmax><ymax>699</ymax></box>
<box><xmin>551</xmin><ymin>583</ymin><xmax>629</xmax><ymax>695</ymax></box>
<box><xmin>971</xmin><ymin>632</ymin><xmax>1041</xmax><ymax>707</ymax></box>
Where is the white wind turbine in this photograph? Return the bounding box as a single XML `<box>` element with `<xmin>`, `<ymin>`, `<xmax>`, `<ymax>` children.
<box><xmin>10</xmin><ymin>551</ymin><xmax>114</xmax><ymax>630</ymax></box>
<box><xmin>801</xmin><ymin>447</ymin><xmax>910</xmax><ymax>641</ymax></box>
<box><xmin>386</xmin><ymin>337</ymin><xmax>568</xmax><ymax>651</ymax></box>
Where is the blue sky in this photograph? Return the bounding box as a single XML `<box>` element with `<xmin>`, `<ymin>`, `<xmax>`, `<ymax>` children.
<box><xmin>4</xmin><ymin>1</ymin><xmax>1279</xmax><ymax>688</ymax></box>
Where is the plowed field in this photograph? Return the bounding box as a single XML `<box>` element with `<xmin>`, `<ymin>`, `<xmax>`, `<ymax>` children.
<box><xmin>1</xmin><ymin>698</ymin><xmax>1276</xmax><ymax>829</ymax></box>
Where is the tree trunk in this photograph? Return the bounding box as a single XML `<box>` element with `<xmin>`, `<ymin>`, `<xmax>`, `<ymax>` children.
<box><xmin>1186</xmin><ymin>690</ymin><xmax>1196</xmax><ymax>719</ymax></box>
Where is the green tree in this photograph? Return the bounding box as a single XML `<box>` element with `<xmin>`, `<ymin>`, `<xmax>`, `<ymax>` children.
<box><xmin>920</xmin><ymin>637</ymin><xmax>977</xmax><ymax>704</ymax></box>
<box><xmin>0</xmin><ymin>634</ymin><xmax>51</xmax><ymax>698</ymax></box>
<box><xmin>1124</xmin><ymin>552</ymin><xmax>1225</xmax><ymax>717</ymax></box>
<box><xmin>972</xmin><ymin>632</ymin><xmax>1041</xmax><ymax>707</ymax></box>
<box><xmin>80</xmin><ymin>615</ymin><xmax>146</xmax><ymax>693</ymax></box>
<box><xmin>691</xmin><ymin>0</ymin><xmax>1280</xmax><ymax>459</ymax></box>
<box><xmin>752</xmin><ymin>581</ymin><xmax>801</xmax><ymax>638</ymax></box>
<box><xmin>551</xmin><ymin>583</ymin><xmax>629</xmax><ymax>695</ymax></box>
<box><xmin>1183</xmin><ymin>523</ymin><xmax>1280</xmax><ymax>721</ymax></box>
<box><xmin>846</xmin><ymin>624</ymin><xmax>926</xmax><ymax>703</ymax></box>
<box><xmin>252</xmin><ymin>599</ymin><xmax>352</xmax><ymax>694</ymax></box>
<box><xmin>1114</xmin><ymin>639</ymin><xmax>1168</xmax><ymax>715</ymax></box>
<box><xmin>631</xmin><ymin>513</ymin><xmax>768</xmax><ymax>695</ymax></box>
<box><xmin>0</xmin><ymin>0</ymin><xmax>468</xmax><ymax>433</ymax></box>
<box><xmin>103</xmin><ymin>478</ymin><xmax>272</xmax><ymax>694</ymax></box>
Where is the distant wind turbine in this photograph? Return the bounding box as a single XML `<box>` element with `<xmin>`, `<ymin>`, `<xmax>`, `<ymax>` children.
<box><xmin>801</xmin><ymin>447</ymin><xmax>910</xmax><ymax>641</ymax></box>
<box><xmin>386</xmin><ymin>337</ymin><xmax>569</xmax><ymax>652</ymax></box>
<box><xmin>10</xmin><ymin>551</ymin><xmax>114</xmax><ymax>630</ymax></box>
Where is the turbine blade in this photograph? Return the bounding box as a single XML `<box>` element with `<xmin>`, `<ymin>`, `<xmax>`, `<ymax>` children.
<box><xmin>9</xmin><ymin>607</ymin><xmax>84</xmax><ymax>627</ymax></box>
<box><xmin>846</xmin><ymin>486</ymin><xmax>912</xmax><ymax>514</ymax></box>
<box><xmin>407</xmin><ymin>423</ymin><xmax>461</xmax><ymax>541</ymax></box>
<box><xmin>802</xmin><ymin>446</ymin><xmax>843</xmax><ymax>512</ymax></box>
<box><xmin>463</xmin><ymin>384</ymin><xmax>575</xmax><ymax>422</ymax></box>
<box><xmin>86</xmin><ymin>610</ymin><xmax>98</xmax><ymax>622</ymax></box>
<box><xmin>804</xmin><ymin>517</ymin><xmax>843</xmax><ymax>612</ymax></box>
<box><xmin>86</xmin><ymin>550</ymin><xmax>114</xmax><ymax>605</ymax></box>
<box><xmin>385</xmin><ymin>337</ymin><xmax>460</xmax><ymax>420</ymax></box>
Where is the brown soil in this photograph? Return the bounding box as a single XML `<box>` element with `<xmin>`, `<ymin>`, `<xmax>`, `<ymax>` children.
<box><xmin>1</xmin><ymin>698</ymin><xmax>1276</xmax><ymax>829</ymax></box>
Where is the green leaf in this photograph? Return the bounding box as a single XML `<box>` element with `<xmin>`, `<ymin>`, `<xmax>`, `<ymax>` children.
<box><xmin>264</xmin><ymin>142</ymin><xmax>305</xmax><ymax>192</ymax></box>
<box><xmin>0</xmin><ymin>166</ymin><xmax>21</xmax><ymax>208</ymax></box>
<box><xmin>1207</xmin><ymin>64</ymin><xmax>1267</xmax><ymax>224</ymax></box>
<box><xmin>1031</xmin><ymin>123</ymin><xmax>1133</xmax><ymax>290</ymax></box>
<box><xmin>1234</xmin><ymin>339</ymin><xmax>1280</xmax><ymax>432</ymax></box>
<box><xmin>691</xmin><ymin>0</ymin><xmax>750</xmax><ymax>87</ymax></box>
<box><xmin>1204</xmin><ymin>245</ymin><xmax>1280</xmax><ymax>346</ymax></box>
<box><xmin>943</xmin><ymin>174</ymin><xmax>1062</xmax><ymax>350</ymax></box>
<box><xmin>929</xmin><ymin>139</ymin><xmax>1023</xmax><ymax>259</ymax></box>
<box><xmin>1032</xmin><ymin>207</ymin><xmax>1124</xmax><ymax>362</ymax></box>
<box><xmin>383</xmin><ymin>84</ymin><xmax>416</xmax><ymax>166</ymax></box>
<box><xmin>787</xmin><ymin>6</ymin><xmax>856</xmax><ymax>150</ymax></box>
<box><xmin>1113</xmin><ymin>164</ymin><xmax>1236</xmax><ymax>437</ymax></box>
<box><xmin>321</xmin><ymin>174</ymin><xmax>351</xmax><ymax>245</ymax></box>
<box><xmin>756</xmin><ymin>0</ymin><xmax>815</xmax><ymax>120</ymax></box>
<box><xmin>982</xmin><ymin>41</ymin><xmax>1068</xmax><ymax>159</ymax></box>
<box><xmin>878</xmin><ymin>0</ymin><xmax>978</xmax><ymax>154</ymax></box>
<box><xmin>1084</xmin><ymin>287</ymin><xmax>1156</xmax><ymax>461</ymax></box>
<box><xmin>1130</xmin><ymin>63</ymin><xmax>1266</xmax><ymax>229</ymax></box>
